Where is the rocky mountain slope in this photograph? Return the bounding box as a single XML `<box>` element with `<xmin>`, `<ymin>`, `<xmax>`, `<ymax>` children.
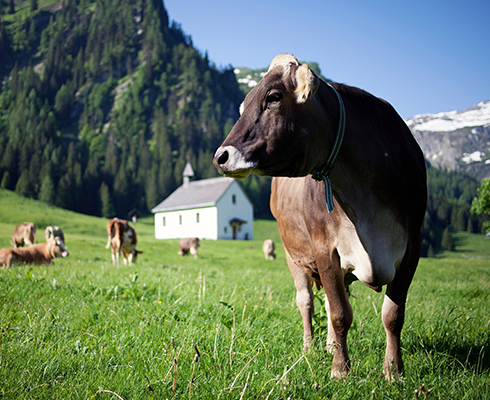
<box><xmin>406</xmin><ymin>101</ymin><xmax>490</xmax><ymax>180</ymax></box>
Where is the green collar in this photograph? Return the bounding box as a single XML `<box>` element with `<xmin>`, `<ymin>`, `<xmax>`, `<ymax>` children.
<box><xmin>311</xmin><ymin>83</ymin><xmax>346</xmax><ymax>213</ymax></box>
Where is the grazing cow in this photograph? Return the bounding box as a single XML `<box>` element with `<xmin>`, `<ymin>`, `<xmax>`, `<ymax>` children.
<box><xmin>105</xmin><ymin>218</ymin><xmax>126</xmax><ymax>250</ymax></box>
<box><xmin>45</xmin><ymin>226</ymin><xmax>65</xmax><ymax>244</ymax></box>
<box><xmin>262</xmin><ymin>239</ymin><xmax>276</xmax><ymax>260</ymax></box>
<box><xmin>0</xmin><ymin>237</ymin><xmax>69</xmax><ymax>267</ymax></box>
<box><xmin>214</xmin><ymin>54</ymin><xmax>427</xmax><ymax>380</ymax></box>
<box><xmin>106</xmin><ymin>218</ymin><xmax>142</xmax><ymax>266</ymax></box>
<box><xmin>11</xmin><ymin>222</ymin><xmax>36</xmax><ymax>248</ymax></box>
<box><xmin>178</xmin><ymin>238</ymin><xmax>200</xmax><ymax>259</ymax></box>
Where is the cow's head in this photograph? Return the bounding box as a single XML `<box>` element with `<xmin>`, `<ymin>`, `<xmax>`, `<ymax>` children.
<box><xmin>214</xmin><ymin>53</ymin><xmax>331</xmax><ymax>178</ymax></box>
<box><xmin>28</xmin><ymin>223</ymin><xmax>37</xmax><ymax>244</ymax></box>
<box><xmin>49</xmin><ymin>237</ymin><xmax>69</xmax><ymax>258</ymax></box>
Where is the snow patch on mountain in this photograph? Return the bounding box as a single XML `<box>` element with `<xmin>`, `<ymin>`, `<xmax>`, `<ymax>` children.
<box><xmin>406</xmin><ymin>100</ymin><xmax>490</xmax><ymax>180</ymax></box>
<box><xmin>407</xmin><ymin>101</ymin><xmax>490</xmax><ymax>132</ymax></box>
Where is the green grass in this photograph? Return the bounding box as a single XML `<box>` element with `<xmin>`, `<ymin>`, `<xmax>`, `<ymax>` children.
<box><xmin>0</xmin><ymin>189</ymin><xmax>489</xmax><ymax>399</ymax></box>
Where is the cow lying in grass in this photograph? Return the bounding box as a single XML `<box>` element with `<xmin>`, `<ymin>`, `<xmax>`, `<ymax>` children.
<box><xmin>0</xmin><ymin>237</ymin><xmax>69</xmax><ymax>267</ymax></box>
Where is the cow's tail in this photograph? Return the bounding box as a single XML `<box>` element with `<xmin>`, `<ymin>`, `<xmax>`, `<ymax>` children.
<box><xmin>105</xmin><ymin>235</ymin><xmax>111</xmax><ymax>249</ymax></box>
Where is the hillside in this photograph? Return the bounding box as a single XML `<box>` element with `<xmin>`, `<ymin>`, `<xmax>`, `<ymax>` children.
<box><xmin>406</xmin><ymin>101</ymin><xmax>490</xmax><ymax>180</ymax></box>
<box><xmin>0</xmin><ymin>0</ymin><xmax>244</xmax><ymax>218</ymax></box>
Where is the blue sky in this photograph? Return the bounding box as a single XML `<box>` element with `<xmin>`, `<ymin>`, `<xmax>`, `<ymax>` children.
<box><xmin>163</xmin><ymin>0</ymin><xmax>489</xmax><ymax>119</ymax></box>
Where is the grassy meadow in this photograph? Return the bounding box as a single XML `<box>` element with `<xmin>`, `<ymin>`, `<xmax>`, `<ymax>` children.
<box><xmin>0</xmin><ymin>188</ymin><xmax>489</xmax><ymax>399</ymax></box>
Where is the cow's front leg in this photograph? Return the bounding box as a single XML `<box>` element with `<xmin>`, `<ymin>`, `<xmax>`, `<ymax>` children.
<box><xmin>324</xmin><ymin>295</ymin><xmax>337</xmax><ymax>354</ymax></box>
<box><xmin>318</xmin><ymin>249</ymin><xmax>352</xmax><ymax>379</ymax></box>
<box><xmin>286</xmin><ymin>250</ymin><xmax>314</xmax><ymax>351</ymax></box>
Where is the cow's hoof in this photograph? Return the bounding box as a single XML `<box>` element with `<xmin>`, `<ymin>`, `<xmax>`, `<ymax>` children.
<box><xmin>302</xmin><ymin>336</ymin><xmax>313</xmax><ymax>352</ymax></box>
<box><xmin>383</xmin><ymin>358</ymin><xmax>404</xmax><ymax>382</ymax></box>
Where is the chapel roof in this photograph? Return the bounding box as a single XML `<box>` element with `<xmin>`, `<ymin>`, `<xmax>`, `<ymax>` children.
<box><xmin>151</xmin><ymin>176</ymin><xmax>237</xmax><ymax>213</ymax></box>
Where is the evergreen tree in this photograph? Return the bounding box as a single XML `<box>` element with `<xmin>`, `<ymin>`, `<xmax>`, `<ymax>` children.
<box><xmin>441</xmin><ymin>227</ymin><xmax>455</xmax><ymax>251</ymax></box>
<box><xmin>427</xmin><ymin>245</ymin><xmax>435</xmax><ymax>258</ymax></box>
<box><xmin>15</xmin><ymin>170</ymin><xmax>31</xmax><ymax>197</ymax></box>
<box><xmin>39</xmin><ymin>174</ymin><xmax>55</xmax><ymax>204</ymax></box>
<box><xmin>100</xmin><ymin>181</ymin><xmax>115</xmax><ymax>218</ymax></box>
<box><xmin>30</xmin><ymin>0</ymin><xmax>38</xmax><ymax>13</ymax></box>
<box><xmin>471</xmin><ymin>178</ymin><xmax>490</xmax><ymax>233</ymax></box>
<box><xmin>1</xmin><ymin>171</ymin><xmax>11</xmax><ymax>189</ymax></box>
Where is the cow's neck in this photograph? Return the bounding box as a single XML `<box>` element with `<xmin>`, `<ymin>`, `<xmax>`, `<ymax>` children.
<box><xmin>311</xmin><ymin>83</ymin><xmax>346</xmax><ymax>213</ymax></box>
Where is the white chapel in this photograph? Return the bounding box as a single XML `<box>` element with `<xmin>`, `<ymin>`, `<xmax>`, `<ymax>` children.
<box><xmin>151</xmin><ymin>163</ymin><xmax>254</xmax><ymax>240</ymax></box>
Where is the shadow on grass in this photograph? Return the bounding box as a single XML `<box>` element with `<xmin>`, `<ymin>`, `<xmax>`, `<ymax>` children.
<box><xmin>452</xmin><ymin>233</ymin><xmax>469</xmax><ymax>249</ymax></box>
<box><xmin>411</xmin><ymin>331</ymin><xmax>490</xmax><ymax>375</ymax></box>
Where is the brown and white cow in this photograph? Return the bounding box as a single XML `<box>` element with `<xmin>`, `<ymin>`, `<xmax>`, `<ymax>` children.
<box><xmin>11</xmin><ymin>222</ymin><xmax>37</xmax><ymax>248</ymax></box>
<box><xmin>45</xmin><ymin>226</ymin><xmax>65</xmax><ymax>244</ymax></box>
<box><xmin>214</xmin><ymin>54</ymin><xmax>427</xmax><ymax>380</ymax></box>
<box><xmin>106</xmin><ymin>218</ymin><xmax>142</xmax><ymax>266</ymax></box>
<box><xmin>262</xmin><ymin>239</ymin><xmax>276</xmax><ymax>260</ymax></box>
<box><xmin>0</xmin><ymin>237</ymin><xmax>69</xmax><ymax>267</ymax></box>
<box><xmin>178</xmin><ymin>237</ymin><xmax>200</xmax><ymax>259</ymax></box>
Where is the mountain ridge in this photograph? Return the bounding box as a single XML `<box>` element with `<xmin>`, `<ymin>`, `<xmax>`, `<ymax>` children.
<box><xmin>406</xmin><ymin>100</ymin><xmax>490</xmax><ymax>180</ymax></box>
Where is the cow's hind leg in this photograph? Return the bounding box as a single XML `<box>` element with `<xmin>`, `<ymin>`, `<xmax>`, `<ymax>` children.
<box><xmin>111</xmin><ymin>248</ymin><xmax>116</xmax><ymax>265</ymax></box>
<box><xmin>381</xmin><ymin>239</ymin><xmax>420</xmax><ymax>381</ymax></box>
<box><xmin>190</xmin><ymin>246</ymin><xmax>198</xmax><ymax>259</ymax></box>
<box><xmin>286</xmin><ymin>250</ymin><xmax>314</xmax><ymax>351</ymax></box>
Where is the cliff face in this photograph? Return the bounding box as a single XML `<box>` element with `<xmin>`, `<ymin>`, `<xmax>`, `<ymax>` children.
<box><xmin>406</xmin><ymin>101</ymin><xmax>490</xmax><ymax>181</ymax></box>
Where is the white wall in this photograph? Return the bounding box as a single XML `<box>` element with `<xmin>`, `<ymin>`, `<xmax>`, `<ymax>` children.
<box><xmin>216</xmin><ymin>181</ymin><xmax>254</xmax><ymax>240</ymax></box>
<box><xmin>154</xmin><ymin>207</ymin><xmax>218</xmax><ymax>240</ymax></box>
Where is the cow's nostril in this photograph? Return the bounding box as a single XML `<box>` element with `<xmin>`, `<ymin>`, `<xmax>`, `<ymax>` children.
<box><xmin>217</xmin><ymin>150</ymin><xmax>229</xmax><ymax>165</ymax></box>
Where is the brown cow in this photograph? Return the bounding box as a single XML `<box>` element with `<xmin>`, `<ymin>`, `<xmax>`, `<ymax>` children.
<box><xmin>178</xmin><ymin>237</ymin><xmax>200</xmax><ymax>259</ymax></box>
<box><xmin>45</xmin><ymin>226</ymin><xmax>65</xmax><ymax>244</ymax></box>
<box><xmin>105</xmin><ymin>218</ymin><xmax>126</xmax><ymax>250</ymax></box>
<box><xmin>0</xmin><ymin>237</ymin><xmax>69</xmax><ymax>267</ymax></box>
<box><xmin>262</xmin><ymin>239</ymin><xmax>276</xmax><ymax>260</ymax></box>
<box><xmin>11</xmin><ymin>222</ymin><xmax>36</xmax><ymax>248</ymax></box>
<box><xmin>106</xmin><ymin>218</ymin><xmax>142</xmax><ymax>266</ymax></box>
<box><xmin>214</xmin><ymin>54</ymin><xmax>427</xmax><ymax>381</ymax></box>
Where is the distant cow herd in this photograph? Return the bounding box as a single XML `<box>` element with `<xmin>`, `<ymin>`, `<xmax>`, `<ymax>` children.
<box><xmin>1</xmin><ymin>219</ymin><xmax>276</xmax><ymax>269</ymax></box>
<box><xmin>0</xmin><ymin>223</ymin><xmax>69</xmax><ymax>267</ymax></box>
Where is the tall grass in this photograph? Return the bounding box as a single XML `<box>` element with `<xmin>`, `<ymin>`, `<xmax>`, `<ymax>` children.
<box><xmin>0</xmin><ymin>189</ymin><xmax>489</xmax><ymax>399</ymax></box>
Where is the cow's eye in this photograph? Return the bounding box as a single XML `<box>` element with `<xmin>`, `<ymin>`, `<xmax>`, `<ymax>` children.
<box><xmin>266</xmin><ymin>91</ymin><xmax>282</xmax><ymax>104</ymax></box>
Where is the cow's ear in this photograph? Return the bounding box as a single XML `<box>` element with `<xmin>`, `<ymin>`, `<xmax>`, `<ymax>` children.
<box><xmin>294</xmin><ymin>64</ymin><xmax>319</xmax><ymax>103</ymax></box>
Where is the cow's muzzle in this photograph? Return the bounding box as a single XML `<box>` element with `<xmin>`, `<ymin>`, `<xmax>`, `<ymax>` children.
<box><xmin>213</xmin><ymin>146</ymin><xmax>257</xmax><ymax>179</ymax></box>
